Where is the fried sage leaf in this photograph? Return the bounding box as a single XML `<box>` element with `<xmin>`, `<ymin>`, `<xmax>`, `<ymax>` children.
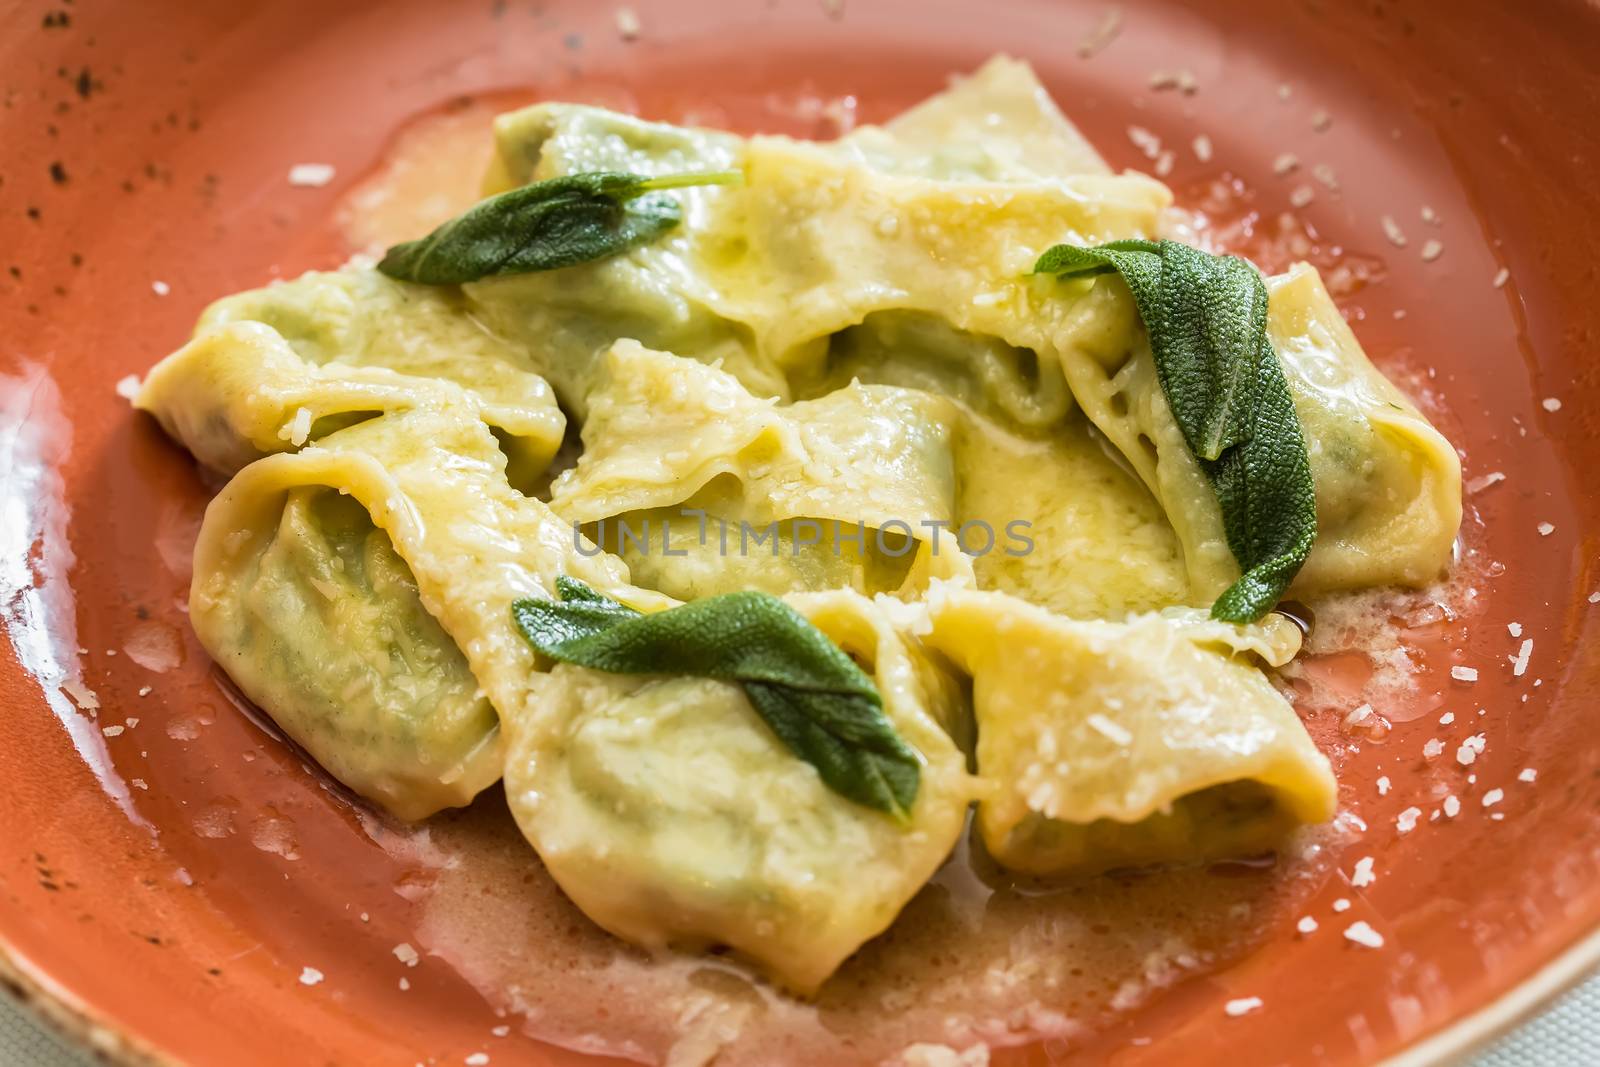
<box><xmin>1035</xmin><ymin>239</ymin><xmax>1317</xmax><ymax>623</ymax></box>
<box><xmin>378</xmin><ymin>170</ymin><xmax>742</xmax><ymax>285</ymax></box>
<box><xmin>512</xmin><ymin>578</ymin><xmax>921</xmax><ymax>819</ymax></box>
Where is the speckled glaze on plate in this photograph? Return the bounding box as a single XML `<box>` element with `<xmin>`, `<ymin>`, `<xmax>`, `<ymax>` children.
<box><xmin>1</xmin><ymin>1</ymin><xmax>1598</xmax><ymax>1064</ymax></box>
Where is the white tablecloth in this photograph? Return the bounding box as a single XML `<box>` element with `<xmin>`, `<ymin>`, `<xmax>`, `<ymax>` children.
<box><xmin>2</xmin><ymin>975</ymin><xmax>1594</xmax><ymax>1064</ymax></box>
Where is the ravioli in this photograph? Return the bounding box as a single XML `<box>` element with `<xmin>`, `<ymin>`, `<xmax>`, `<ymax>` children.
<box><xmin>953</xmin><ymin>412</ymin><xmax>1189</xmax><ymax>618</ymax></box>
<box><xmin>197</xmin><ymin>480</ymin><xmax>500</xmax><ymax>821</ymax></box>
<box><xmin>1270</xmin><ymin>264</ymin><xmax>1463</xmax><ymax>590</ymax></box>
<box><xmin>550</xmin><ymin>340</ymin><xmax>970</xmax><ymax>599</ymax></box>
<box><xmin>836</xmin><ymin>54</ymin><xmax>1112</xmax><ymax>180</ymax></box>
<box><xmin>474</xmin><ymin>85</ymin><xmax>1457</xmax><ymax>602</ymax></box>
<box><xmin>922</xmin><ymin>589</ymin><xmax>1336</xmax><ymax>875</ymax></box>
<box><xmin>500</xmin><ymin>590</ymin><xmax>975</xmax><ymax>995</ymax></box>
<box><xmin>193</xmin><ymin>267</ymin><xmax>566</xmax><ymax>481</ymax></box>
<box><xmin>804</xmin><ymin>311</ymin><xmax>1078</xmax><ymax>432</ymax></box>
<box><xmin>472</xmin><ymin>104</ymin><xmax>765</xmax><ymax>410</ymax></box>
<box><xmin>137</xmin><ymin>320</ymin><xmax>562</xmax><ymax>483</ymax></box>
<box><xmin>1037</xmin><ymin>265</ymin><xmax>1462</xmax><ymax>601</ymax></box>
<box><xmin>133</xmin><ymin>55</ymin><xmax>1466</xmax><ymax>1000</ymax></box>
<box><xmin>188</xmin><ymin>399</ymin><xmax>664</xmax><ymax>820</ymax></box>
<box><xmin>467</xmin><ymin>93</ymin><xmax>1169</xmax><ymax>415</ymax></box>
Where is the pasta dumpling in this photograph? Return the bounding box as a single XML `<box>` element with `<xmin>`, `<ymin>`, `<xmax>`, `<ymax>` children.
<box><xmin>197</xmin><ymin>268</ymin><xmax>568</xmax><ymax>481</ymax></box>
<box><xmin>189</xmin><ymin>400</ymin><xmax>663</xmax><ymax>820</ymax></box>
<box><xmin>500</xmin><ymin>590</ymin><xmax>976</xmax><ymax>994</ymax></box>
<box><xmin>923</xmin><ymin>588</ymin><xmax>1336</xmax><ymax>875</ymax></box>
<box><xmin>131</xmin><ymin>53</ymin><xmax>1468</xmax><ymax>1003</ymax></box>
<box><xmin>476</xmin><ymin>90</ymin><xmax>1458</xmax><ymax>601</ymax></box>
<box><xmin>836</xmin><ymin>54</ymin><xmax>1112</xmax><ymax>181</ymax></box>
<box><xmin>1042</xmin><ymin>265</ymin><xmax>1462</xmax><ymax>601</ymax></box>
<box><xmin>467</xmin><ymin>94</ymin><xmax>1169</xmax><ymax>416</ymax></box>
<box><xmin>137</xmin><ymin>320</ymin><xmax>562</xmax><ymax>482</ymax></box>
<box><xmin>549</xmin><ymin>340</ymin><xmax>969</xmax><ymax>599</ymax></box>
<box><xmin>1270</xmin><ymin>264</ymin><xmax>1462</xmax><ymax>590</ymax></box>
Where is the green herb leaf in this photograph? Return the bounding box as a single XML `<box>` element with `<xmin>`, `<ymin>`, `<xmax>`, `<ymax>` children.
<box><xmin>512</xmin><ymin>581</ymin><xmax>921</xmax><ymax>820</ymax></box>
<box><xmin>1034</xmin><ymin>239</ymin><xmax>1317</xmax><ymax>623</ymax></box>
<box><xmin>377</xmin><ymin>169</ymin><xmax>743</xmax><ymax>285</ymax></box>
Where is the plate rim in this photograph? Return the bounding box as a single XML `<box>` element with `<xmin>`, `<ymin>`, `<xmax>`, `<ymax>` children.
<box><xmin>4</xmin><ymin>905</ymin><xmax>1599</xmax><ymax>1066</ymax></box>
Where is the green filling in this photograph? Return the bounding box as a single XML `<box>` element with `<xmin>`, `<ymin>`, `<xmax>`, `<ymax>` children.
<box><xmin>1000</xmin><ymin>780</ymin><xmax>1298</xmax><ymax>876</ymax></box>
<box><xmin>230</xmin><ymin>489</ymin><xmax>495</xmax><ymax>814</ymax></box>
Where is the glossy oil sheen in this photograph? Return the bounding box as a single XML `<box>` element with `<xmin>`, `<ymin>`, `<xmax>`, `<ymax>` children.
<box><xmin>1</xmin><ymin>1</ymin><xmax>1598</xmax><ymax>1065</ymax></box>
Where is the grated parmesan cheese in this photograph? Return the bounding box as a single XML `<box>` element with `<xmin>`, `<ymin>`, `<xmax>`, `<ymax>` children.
<box><xmin>1482</xmin><ymin>788</ymin><xmax>1505</xmax><ymax>808</ymax></box>
<box><xmin>1396</xmin><ymin>807</ymin><xmax>1422</xmax><ymax>833</ymax></box>
<box><xmin>1443</xmin><ymin>795</ymin><xmax>1461</xmax><ymax>818</ymax></box>
<box><xmin>1224</xmin><ymin>997</ymin><xmax>1263</xmax><ymax>1017</ymax></box>
<box><xmin>1149</xmin><ymin>69</ymin><xmax>1197</xmax><ymax>93</ymax></box>
<box><xmin>1086</xmin><ymin>713</ymin><xmax>1133</xmax><ymax>746</ymax></box>
<box><xmin>1466</xmin><ymin>471</ymin><xmax>1505</xmax><ymax>494</ymax></box>
<box><xmin>1451</xmin><ymin>666</ymin><xmax>1478</xmax><ymax>682</ymax></box>
<box><xmin>1511</xmin><ymin>638</ymin><xmax>1532</xmax><ymax>677</ymax></box>
<box><xmin>1077</xmin><ymin>7</ymin><xmax>1124</xmax><ymax>59</ymax></box>
<box><xmin>1380</xmin><ymin>216</ymin><xmax>1408</xmax><ymax>248</ymax></box>
<box><xmin>287</xmin><ymin>163</ymin><xmax>336</xmax><ymax>187</ymax></box>
<box><xmin>1296</xmin><ymin>915</ymin><xmax>1318</xmax><ymax>935</ymax></box>
<box><xmin>1344</xmin><ymin>921</ymin><xmax>1385</xmax><ymax>949</ymax></box>
<box><xmin>299</xmin><ymin>966</ymin><xmax>324</xmax><ymax>986</ymax></box>
<box><xmin>1350</xmin><ymin>856</ymin><xmax>1376</xmax><ymax>888</ymax></box>
<box><xmin>614</xmin><ymin>6</ymin><xmax>641</xmax><ymax>39</ymax></box>
<box><xmin>1127</xmin><ymin>126</ymin><xmax>1162</xmax><ymax>159</ymax></box>
<box><xmin>1344</xmin><ymin>704</ymin><xmax>1375</xmax><ymax>728</ymax></box>
<box><xmin>279</xmin><ymin>406</ymin><xmax>313</xmax><ymax>447</ymax></box>
<box><xmin>61</xmin><ymin>681</ymin><xmax>99</xmax><ymax>711</ymax></box>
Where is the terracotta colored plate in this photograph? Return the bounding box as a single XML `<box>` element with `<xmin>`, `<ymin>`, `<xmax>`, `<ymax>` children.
<box><xmin>2</xmin><ymin>1</ymin><xmax>1599</xmax><ymax>1064</ymax></box>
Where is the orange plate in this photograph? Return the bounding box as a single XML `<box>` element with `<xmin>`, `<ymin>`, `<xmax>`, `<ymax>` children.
<box><xmin>2</xmin><ymin>1</ymin><xmax>1599</xmax><ymax>1064</ymax></box>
